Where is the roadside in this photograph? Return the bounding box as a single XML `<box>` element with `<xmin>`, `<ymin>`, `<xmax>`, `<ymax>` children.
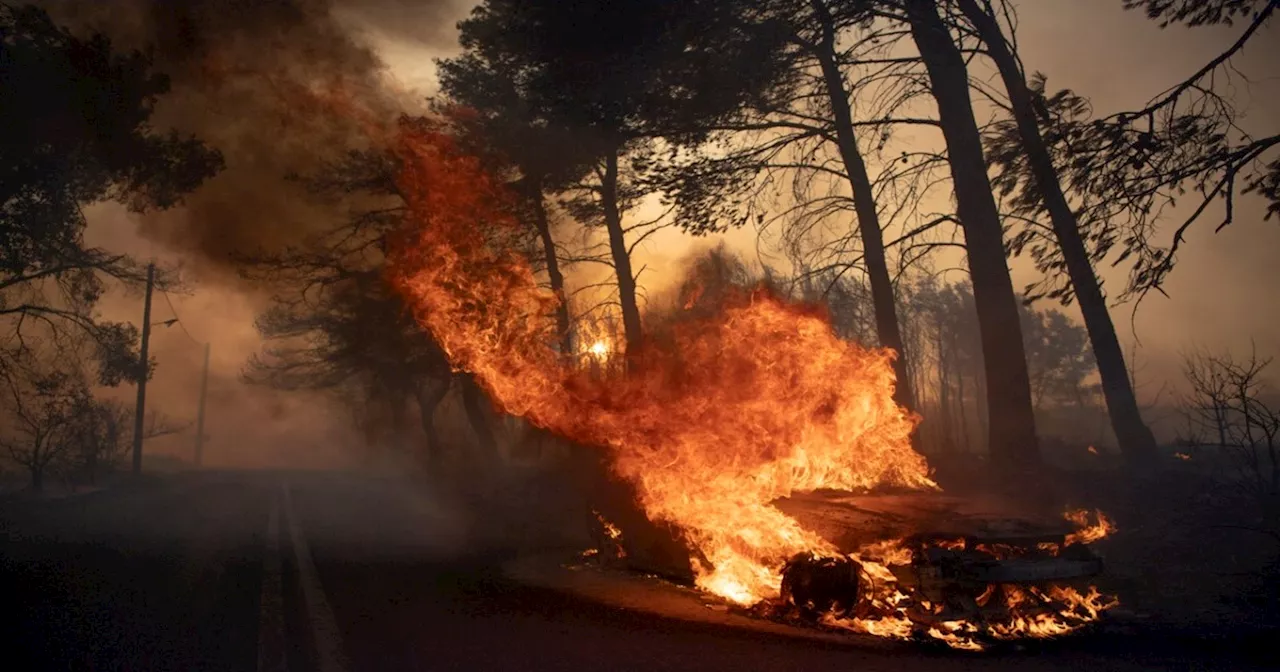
<box><xmin>0</xmin><ymin>470</ymin><xmax>270</xmax><ymax>671</ymax></box>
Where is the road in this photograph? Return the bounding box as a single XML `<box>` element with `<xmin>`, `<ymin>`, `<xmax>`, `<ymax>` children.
<box><xmin>0</xmin><ymin>470</ymin><xmax>1273</xmax><ymax>671</ymax></box>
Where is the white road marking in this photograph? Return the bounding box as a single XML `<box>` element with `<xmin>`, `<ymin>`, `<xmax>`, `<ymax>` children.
<box><xmin>258</xmin><ymin>497</ymin><xmax>287</xmax><ymax>672</ymax></box>
<box><xmin>282</xmin><ymin>481</ymin><xmax>350</xmax><ymax>672</ymax></box>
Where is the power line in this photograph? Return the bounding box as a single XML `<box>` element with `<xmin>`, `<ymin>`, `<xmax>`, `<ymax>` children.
<box><xmin>160</xmin><ymin>289</ymin><xmax>203</xmax><ymax>345</ymax></box>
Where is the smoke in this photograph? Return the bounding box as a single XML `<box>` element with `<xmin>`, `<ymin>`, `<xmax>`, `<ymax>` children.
<box><xmin>36</xmin><ymin>0</ymin><xmax>464</xmax><ymax>275</ymax></box>
<box><xmin>23</xmin><ymin>0</ymin><xmax>469</xmax><ymax>468</ymax></box>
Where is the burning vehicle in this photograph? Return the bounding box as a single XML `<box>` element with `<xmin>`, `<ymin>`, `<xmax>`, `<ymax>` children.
<box><xmin>585</xmin><ymin>489</ymin><xmax>1116</xmax><ymax>649</ymax></box>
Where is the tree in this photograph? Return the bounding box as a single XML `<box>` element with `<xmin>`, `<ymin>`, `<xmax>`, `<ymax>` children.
<box><xmin>0</xmin><ymin>360</ymin><xmax>82</xmax><ymax>491</ymax></box>
<box><xmin>65</xmin><ymin>395</ymin><xmax>130</xmax><ymax>485</ymax></box>
<box><xmin>1180</xmin><ymin>348</ymin><xmax>1280</xmax><ymax>499</ymax></box>
<box><xmin>650</xmin><ymin>0</ymin><xmax>932</xmax><ymax>416</ymax></box>
<box><xmin>1009</xmin><ymin>1</ymin><xmax>1279</xmax><ymax>303</ymax></box>
<box><xmin>1019</xmin><ymin>304</ymin><xmax>1096</xmax><ymax>412</ymax></box>
<box><xmin>958</xmin><ymin>0</ymin><xmax>1160</xmax><ymax>464</ymax></box>
<box><xmin>0</xmin><ymin>4</ymin><xmax>222</xmax><ymax>383</ymax></box>
<box><xmin>241</xmin><ymin>147</ymin><xmax>504</xmax><ymax>467</ymax></box>
<box><xmin>433</xmin><ymin>57</ymin><xmax>589</xmax><ymax>355</ymax></box>
<box><xmin>901</xmin><ymin>0</ymin><xmax>1041</xmax><ymax>468</ymax></box>
<box><xmin>450</xmin><ymin>0</ymin><xmax>787</xmax><ymax>353</ymax></box>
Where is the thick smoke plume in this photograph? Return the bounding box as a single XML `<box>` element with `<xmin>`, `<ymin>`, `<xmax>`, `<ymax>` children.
<box><xmin>23</xmin><ymin>0</ymin><xmax>467</xmax><ymax>468</ymax></box>
<box><xmin>38</xmin><ymin>0</ymin><xmax>463</xmax><ymax>274</ymax></box>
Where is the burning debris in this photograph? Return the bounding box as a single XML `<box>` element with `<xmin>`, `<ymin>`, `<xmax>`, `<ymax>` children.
<box><xmin>586</xmin><ymin>510</ymin><xmax>627</xmax><ymax>563</ymax></box>
<box><xmin>385</xmin><ymin>122</ymin><xmax>1119</xmax><ymax>651</ymax></box>
<box><xmin>771</xmin><ymin>509</ymin><xmax>1117</xmax><ymax>648</ymax></box>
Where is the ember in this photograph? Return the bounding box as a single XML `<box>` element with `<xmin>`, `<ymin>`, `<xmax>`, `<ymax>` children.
<box><xmin>386</xmin><ymin>121</ymin><xmax>1118</xmax><ymax>650</ymax></box>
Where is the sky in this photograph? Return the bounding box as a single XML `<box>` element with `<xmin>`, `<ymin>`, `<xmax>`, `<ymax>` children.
<box><xmin>62</xmin><ymin>0</ymin><xmax>1280</xmax><ymax>465</ymax></box>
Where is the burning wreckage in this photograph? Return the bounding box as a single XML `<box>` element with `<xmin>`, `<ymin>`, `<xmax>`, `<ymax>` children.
<box><xmin>585</xmin><ymin>492</ymin><xmax>1117</xmax><ymax>649</ymax></box>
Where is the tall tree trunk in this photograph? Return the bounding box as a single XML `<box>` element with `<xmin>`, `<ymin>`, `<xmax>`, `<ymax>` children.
<box><xmin>935</xmin><ymin>319</ymin><xmax>953</xmax><ymax>454</ymax></box>
<box><xmin>976</xmin><ymin>365</ymin><xmax>989</xmax><ymax>448</ymax></box>
<box><xmin>415</xmin><ymin>378</ymin><xmax>450</xmax><ymax>470</ymax></box>
<box><xmin>957</xmin><ymin>358</ymin><xmax>971</xmax><ymax>453</ymax></box>
<box><xmin>957</xmin><ymin>0</ymin><xmax>1159</xmax><ymax>465</ymax></box>
<box><xmin>458</xmin><ymin>374</ymin><xmax>501</xmax><ymax>462</ymax></box>
<box><xmin>600</xmin><ymin>149</ymin><xmax>643</xmax><ymax>352</ymax></box>
<box><xmin>30</xmin><ymin>462</ymin><xmax>43</xmax><ymax>493</ymax></box>
<box><xmin>811</xmin><ymin>0</ymin><xmax>917</xmax><ymax>415</ymax></box>
<box><xmin>906</xmin><ymin>0</ymin><xmax>1040</xmax><ymax>469</ymax></box>
<box><xmin>388</xmin><ymin>394</ymin><xmax>412</xmax><ymax>464</ymax></box>
<box><xmin>527</xmin><ymin>177</ymin><xmax>574</xmax><ymax>356</ymax></box>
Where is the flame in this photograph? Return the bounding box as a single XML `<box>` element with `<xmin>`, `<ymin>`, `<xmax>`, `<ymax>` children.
<box><xmin>388</xmin><ymin>120</ymin><xmax>931</xmax><ymax>604</ymax></box>
<box><xmin>1063</xmin><ymin>508</ymin><xmax>1115</xmax><ymax>546</ymax></box>
<box><xmin>591</xmin><ymin>510</ymin><xmax>627</xmax><ymax>560</ymax></box>
<box><xmin>1174</xmin><ymin>451</ymin><xmax>1191</xmax><ymax>461</ymax></box>
<box><xmin>385</xmin><ymin>120</ymin><xmax>1116</xmax><ymax>649</ymax></box>
<box><xmin>594</xmin><ymin>510</ymin><xmax>624</xmax><ymax>541</ymax></box>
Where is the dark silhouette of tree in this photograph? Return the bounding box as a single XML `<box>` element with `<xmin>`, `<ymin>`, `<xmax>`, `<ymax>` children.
<box><xmin>648</xmin><ymin>0</ymin><xmax>932</xmax><ymax>417</ymax></box>
<box><xmin>902</xmin><ymin>0</ymin><xmax>1041</xmax><ymax>468</ymax></box>
<box><xmin>958</xmin><ymin>0</ymin><xmax>1160</xmax><ymax>464</ymax></box>
<box><xmin>1000</xmin><ymin>1</ymin><xmax>1278</xmax><ymax>304</ymax></box>
<box><xmin>1122</xmin><ymin>0</ymin><xmax>1269</xmax><ymax>26</ymax></box>
<box><xmin>65</xmin><ymin>396</ymin><xmax>131</xmax><ymax>486</ymax></box>
<box><xmin>450</xmin><ymin>0</ymin><xmax>785</xmax><ymax>353</ymax></box>
<box><xmin>1019</xmin><ymin>305</ymin><xmax>1097</xmax><ymax>414</ymax></box>
<box><xmin>0</xmin><ymin>362</ymin><xmax>81</xmax><ymax>491</ymax></box>
<box><xmin>0</xmin><ymin>4</ymin><xmax>222</xmax><ymax>384</ymax></box>
<box><xmin>241</xmin><ymin>145</ymin><xmax>507</xmax><ymax>467</ymax></box>
<box><xmin>1179</xmin><ymin>347</ymin><xmax>1280</xmax><ymax>498</ymax></box>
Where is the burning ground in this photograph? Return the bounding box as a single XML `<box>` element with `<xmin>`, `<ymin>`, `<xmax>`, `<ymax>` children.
<box><xmin>384</xmin><ymin>120</ymin><xmax>1119</xmax><ymax>650</ymax></box>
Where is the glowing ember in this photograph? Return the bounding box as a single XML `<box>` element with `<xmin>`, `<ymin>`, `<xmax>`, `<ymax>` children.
<box><xmin>594</xmin><ymin>510</ymin><xmax>623</xmax><ymax>541</ymax></box>
<box><xmin>1174</xmin><ymin>452</ymin><xmax>1192</xmax><ymax>461</ymax></box>
<box><xmin>385</xmin><ymin>120</ymin><xmax>1117</xmax><ymax>649</ymax></box>
<box><xmin>591</xmin><ymin>510</ymin><xmax>627</xmax><ymax>560</ymax></box>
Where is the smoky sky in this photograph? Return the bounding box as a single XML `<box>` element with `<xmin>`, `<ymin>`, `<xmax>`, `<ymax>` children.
<box><xmin>34</xmin><ymin>0</ymin><xmax>463</xmax><ymax>278</ymax></box>
<box><xmin>23</xmin><ymin>0</ymin><xmax>468</xmax><ymax>467</ymax></box>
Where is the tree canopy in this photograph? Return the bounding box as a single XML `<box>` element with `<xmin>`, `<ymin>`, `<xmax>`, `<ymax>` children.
<box><xmin>0</xmin><ymin>4</ymin><xmax>223</xmax><ymax>383</ymax></box>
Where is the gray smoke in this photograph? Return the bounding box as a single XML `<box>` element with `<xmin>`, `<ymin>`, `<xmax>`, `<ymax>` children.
<box><xmin>36</xmin><ymin>0</ymin><xmax>465</xmax><ymax>275</ymax></box>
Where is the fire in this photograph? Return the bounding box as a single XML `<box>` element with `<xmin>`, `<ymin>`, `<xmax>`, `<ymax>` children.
<box><xmin>389</xmin><ymin>120</ymin><xmax>930</xmax><ymax>602</ymax></box>
<box><xmin>1063</xmin><ymin>508</ymin><xmax>1115</xmax><ymax>546</ymax></box>
<box><xmin>592</xmin><ymin>510</ymin><xmax>627</xmax><ymax>561</ymax></box>
<box><xmin>385</xmin><ymin>119</ymin><xmax>1116</xmax><ymax>649</ymax></box>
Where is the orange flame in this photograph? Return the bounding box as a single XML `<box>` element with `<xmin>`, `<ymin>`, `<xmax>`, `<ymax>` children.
<box><xmin>387</xmin><ymin>121</ymin><xmax>933</xmax><ymax>605</ymax></box>
<box><xmin>385</xmin><ymin>120</ymin><xmax>1117</xmax><ymax>648</ymax></box>
<box><xmin>1064</xmin><ymin>509</ymin><xmax>1116</xmax><ymax>546</ymax></box>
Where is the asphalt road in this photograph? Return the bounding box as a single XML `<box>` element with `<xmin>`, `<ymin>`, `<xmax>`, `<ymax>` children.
<box><xmin>0</xmin><ymin>470</ymin><xmax>1274</xmax><ymax>671</ymax></box>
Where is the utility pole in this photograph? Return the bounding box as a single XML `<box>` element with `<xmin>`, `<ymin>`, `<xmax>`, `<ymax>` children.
<box><xmin>194</xmin><ymin>342</ymin><xmax>210</xmax><ymax>467</ymax></box>
<box><xmin>131</xmin><ymin>263</ymin><xmax>155</xmax><ymax>476</ymax></box>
